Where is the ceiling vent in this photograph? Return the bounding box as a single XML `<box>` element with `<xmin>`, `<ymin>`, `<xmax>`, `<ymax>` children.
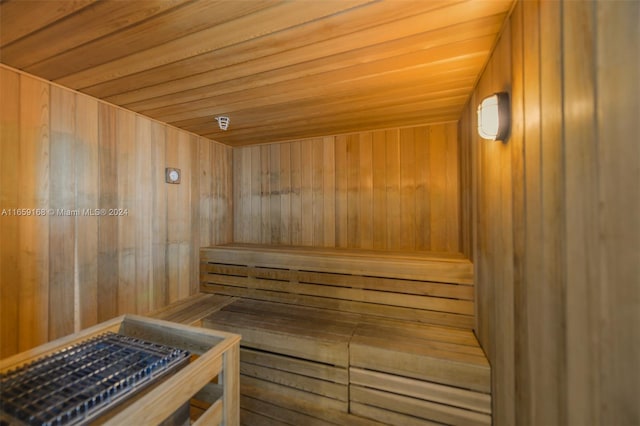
<box><xmin>215</xmin><ymin>116</ymin><xmax>230</xmax><ymax>131</ymax></box>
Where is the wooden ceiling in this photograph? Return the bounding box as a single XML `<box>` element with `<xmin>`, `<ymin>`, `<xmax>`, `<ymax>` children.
<box><xmin>0</xmin><ymin>0</ymin><xmax>512</xmax><ymax>146</ymax></box>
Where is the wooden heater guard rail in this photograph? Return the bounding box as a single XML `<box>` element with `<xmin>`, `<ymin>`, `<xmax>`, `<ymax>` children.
<box><xmin>0</xmin><ymin>315</ymin><xmax>241</xmax><ymax>426</ymax></box>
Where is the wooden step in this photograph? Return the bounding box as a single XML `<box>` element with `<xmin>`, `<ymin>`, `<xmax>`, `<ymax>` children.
<box><xmin>203</xmin><ymin>299</ymin><xmax>359</xmax><ymax>367</ymax></box>
<box><xmin>350</xmin><ymin>320</ymin><xmax>490</xmax><ymax>393</ymax></box>
<box><xmin>147</xmin><ymin>293</ymin><xmax>236</xmax><ymax>325</ymax></box>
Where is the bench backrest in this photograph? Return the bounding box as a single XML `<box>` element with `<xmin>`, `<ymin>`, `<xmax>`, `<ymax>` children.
<box><xmin>200</xmin><ymin>244</ymin><xmax>474</xmax><ymax>329</ymax></box>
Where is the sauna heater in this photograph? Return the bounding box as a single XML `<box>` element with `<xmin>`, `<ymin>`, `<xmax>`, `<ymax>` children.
<box><xmin>0</xmin><ymin>332</ymin><xmax>191</xmax><ymax>426</ymax></box>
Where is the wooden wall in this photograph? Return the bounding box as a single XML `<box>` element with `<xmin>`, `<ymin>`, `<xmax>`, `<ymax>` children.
<box><xmin>0</xmin><ymin>65</ymin><xmax>233</xmax><ymax>359</ymax></box>
<box><xmin>459</xmin><ymin>1</ymin><xmax>639</xmax><ymax>425</ymax></box>
<box><xmin>233</xmin><ymin>123</ymin><xmax>460</xmax><ymax>252</ymax></box>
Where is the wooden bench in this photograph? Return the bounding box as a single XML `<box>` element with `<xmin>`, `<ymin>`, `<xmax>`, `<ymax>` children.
<box><xmin>196</xmin><ymin>244</ymin><xmax>490</xmax><ymax>425</ymax></box>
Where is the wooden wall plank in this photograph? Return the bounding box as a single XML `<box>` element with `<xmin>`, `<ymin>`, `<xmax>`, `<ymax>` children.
<box><xmin>508</xmin><ymin>3</ymin><xmax>526</xmax><ymax>423</ymax></box>
<box><xmin>207</xmin><ymin>138</ymin><xmax>233</xmax><ymax>246</ymax></box>
<box><xmin>49</xmin><ymin>85</ymin><xmax>76</xmax><ymax>339</ymax></box>
<box><xmin>428</xmin><ymin>125</ymin><xmax>447</xmax><ymax>251</ymax></box>
<box><xmin>537</xmin><ymin>2</ymin><xmax>565</xmax><ymax>424</ymax></box>
<box><xmin>311</xmin><ymin>139</ymin><xmax>324</xmax><ymax>246</ymax></box>
<box><xmin>269</xmin><ymin>143</ymin><xmax>281</xmax><ymax>244</ymax></box>
<box><xmin>240</xmin><ymin>145</ymin><xmax>255</xmax><ymax>244</ymax></box>
<box><xmin>371</xmin><ymin>130</ymin><xmax>387</xmax><ymax>250</ymax></box>
<box><xmin>260</xmin><ymin>144</ymin><xmax>271</xmax><ymax>245</ymax></box>
<box><xmin>116</xmin><ymin>108</ymin><xmax>136</xmax><ymax>315</ymax></box>
<box><xmin>279</xmin><ymin>143</ymin><xmax>291</xmax><ymax>245</ymax></box>
<box><xmin>134</xmin><ymin>116</ymin><xmax>152</xmax><ymax>314</ymax></box>
<box><xmin>232</xmin><ymin>123</ymin><xmax>461</xmax><ymax>252</ymax></box>
<box><xmin>444</xmin><ymin>123</ymin><xmax>459</xmax><ymax>252</ymax></box>
<box><xmin>231</xmin><ymin>148</ymin><xmax>242</xmax><ymax>241</ymax></box>
<box><xmin>594</xmin><ymin>2</ymin><xmax>639</xmax><ymax>423</ymax></box>
<box><xmin>289</xmin><ymin>143</ymin><xmax>302</xmax><ymax>245</ymax></box>
<box><xmin>384</xmin><ymin>130</ymin><xmax>401</xmax><ymax>250</ymax></box>
<box><xmin>151</xmin><ymin>122</ymin><xmax>167</xmax><ymax>311</ymax></box>
<box><xmin>0</xmin><ymin>66</ymin><xmax>233</xmax><ymax>359</ymax></box>
<box><xmin>346</xmin><ymin>135</ymin><xmax>360</xmax><ymax>248</ymax></box>
<box><xmin>177</xmin><ymin>130</ymin><xmax>194</xmax><ymax>300</ymax></box>
<box><xmin>97</xmin><ymin>104</ymin><xmax>119</xmax><ymax>322</ymax></box>
<box><xmin>415</xmin><ymin>127</ymin><xmax>431</xmax><ymax>251</ymax></box>
<box><xmin>17</xmin><ymin>75</ymin><xmax>50</xmax><ymax>349</ymax></box>
<box><xmin>199</xmin><ymin>136</ymin><xmax>212</xmax><ymax>248</ymax></box>
<box><xmin>322</xmin><ymin>137</ymin><xmax>336</xmax><ymax>247</ymax></box>
<box><xmin>462</xmin><ymin>1</ymin><xmax>640</xmax><ymax>425</ymax></box>
<box><xmin>358</xmin><ymin>132</ymin><xmax>373</xmax><ymax>249</ymax></box>
<box><xmin>561</xmin><ymin>5</ymin><xmax>600</xmax><ymax>423</ymax></box>
<box><xmin>300</xmin><ymin>140</ymin><xmax>313</xmax><ymax>246</ymax></box>
<box><xmin>221</xmin><ymin>142</ymin><xmax>234</xmax><ymax>244</ymax></box>
<box><xmin>521</xmin><ymin>2</ymin><xmax>545</xmax><ymax>424</ymax></box>
<box><xmin>334</xmin><ymin>135</ymin><xmax>348</xmax><ymax>248</ymax></box>
<box><xmin>0</xmin><ymin>68</ymin><xmax>21</xmax><ymax>357</ymax></box>
<box><xmin>399</xmin><ymin>128</ymin><xmax>416</xmax><ymax>250</ymax></box>
<box><xmin>189</xmin><ymin>134</ymin><xmax>200</xmax><ymax>296</ymax></box>
<box><xmin>74</xmin><ymin>93</ymin><xmax>98</xmax><ymax>329</ymax></box>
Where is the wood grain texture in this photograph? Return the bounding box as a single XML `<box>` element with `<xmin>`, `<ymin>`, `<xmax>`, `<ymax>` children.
<box><xmin>16</xmin><ymin>76</ymin><xmax>50</xmax><ymax>351</ymax></box>
<box><xmin>593</xmin><ymin>2</ymin><xmax>639</xmax><ymax>424</ymax></box>
<box><xmin>0</xmin><ymin>66</ymin><xmax>233</xmax><ymax>359</ymax></box>
<box><xmin>233</xmin><ymin>123</ymin><xmax>460</xmax><ymax>252</ymax></box>
<box><xmin>0</xmin><ymin>0</ymin><xmax>512</xmax><ymax>145</ymax></box>
<box><xmin>0</xmin><ymin>67</ymin><xmax>21</xmax><ymax>357</ymax></box>
<box><xmin>97</xmin><ymin>103</ymin><xmax>119</xmax><ymax>321</ymax></box>
<box><xmin>201</xmin><ymin>244</ymin><xmax>474</xmax><ymax>328</ymax></box>
<box><xmin>0</xmin><ymin>0</ymin><xmax>96</xmax><ymax>47</ymax></box>
<box><xmin>460</xmin><ymin>0</ymin><xmax>640</xmax><ymax>424</ymax></box>
<box><xmin>74</xmin><ymin>93</ymin><xmax>99</xmax><ymax>330</ymax></box>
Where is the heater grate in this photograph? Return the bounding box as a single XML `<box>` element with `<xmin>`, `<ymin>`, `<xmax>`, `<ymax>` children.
<box><xmin>0</xmin><ymin>332</ymin><xmax>190</xmax><ymax>426</ymax></box>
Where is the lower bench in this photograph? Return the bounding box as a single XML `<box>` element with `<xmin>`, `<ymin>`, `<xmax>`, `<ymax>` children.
<box><xmin>202</xmin><ymin>299</ymin><xmax>491</xmax><ymax>425</ymax></box>
<box><xmin>350</xmin><ymin>318</ymin><xmax>491</xmax><ymax>426</ymax></box>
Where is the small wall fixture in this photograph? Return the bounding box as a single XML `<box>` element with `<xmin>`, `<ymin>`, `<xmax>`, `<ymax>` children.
<box><xmin>215</xmin><ymin>116</ymin><xmax>230</xmax><ymax>131</ymax></box>
<box><xmin>477</xmin><ymin>92</ymin><xmax>510</xmax><ymax>141</ymax></box>
<box><xmin>165</xmin><ymin>167</ymin><xmax>181</xmax><ymax>184</ymax></box>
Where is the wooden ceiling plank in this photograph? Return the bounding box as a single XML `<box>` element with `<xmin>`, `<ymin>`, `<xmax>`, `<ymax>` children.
<box><xmin>147</xmin><ymin>63</ymin><xmax>481</xmax><ymax>129</ymax></box>
<box><xmin>0</xmin><ymin>0</ymin><xmax>96</xmax><ymax>47</ymax></box>
<box><xmin>179</xmin><ymin>95</ymin><xmax>468</xmax><ymax>135</ymax></box>
<box><xmin>25</xmin><ymin>0</ymin><xmax>281</xmax><ymax>80</ymax></box>
<box><xmin>138</xmin><ymin>66</ymin><xmax>479</xmax><ymax>123</ymax></box>
<box><xmin>2</xmin><ymin>0</ymin><xmax>188</xmax><ymax>69</ymax></box>
<box><xmin>157</xmin><ymin>65</ymin><xmax>480</xmax><ymax>134</ymax></box>
<box><xmin>84</xmin><ymin>0</ymin><xmax>461</xmax><ymax>100</ymax></box>
<box><xmin>142</xmin><ymin>38</ymin><xmax>493</xmax><ymax>123</ymax></box>
<box><xmin>55</xmin><ymin>0</ymin><xmax>374</xmax><ymax>89</ymax></box>
<box><xmin>156</xmin><ymin>70</ymin><xmax>480</xmax><ymax>139</ymax></box>
<box><xmin>202</xmin><ymin>111</ymin><xmax>462</xmax><ymax>146</ymax></box>
<box><xmin>96</xmin><ymin>2</ymin><xmax>507</xmax><ymax>105</ymax></box>
<box><xmin>172</xmin><ymin>76</ymin><xmax>474</xmax><ymax>130</ymax></box>
<box><xmin>115</xmin><ymin>13</ymin><xmax>504</xmax><ymax>110</ymax></box>
<box><xmin>0</xmin><ymin>0</ymin><xmax>515</xmax><ymax>146</ymax></box>
<box><xmin>175</xmin><ymin>88</ymin><xmax>472</xmax><ymax>138</ymax></box>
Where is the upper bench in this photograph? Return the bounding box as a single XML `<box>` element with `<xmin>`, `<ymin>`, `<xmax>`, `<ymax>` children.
<box><xmin>200</xmin><ymin>243</ymin><xmax>474</xmax><ymax>329</ymax></box>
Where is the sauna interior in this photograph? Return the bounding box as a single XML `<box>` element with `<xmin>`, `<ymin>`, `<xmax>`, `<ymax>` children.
<box><xmin>0</xmin><ymin>1</ymin><xmax>638</xmax><ymax>425</ymax></box>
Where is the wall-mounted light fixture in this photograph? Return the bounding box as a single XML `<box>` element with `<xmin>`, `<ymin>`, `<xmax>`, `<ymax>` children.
<box><xmin>215</xmin><ymin>116</ymin><xmax>230</xmax><ymax>131</ymax></box>
<box><xmin>477</xmin><ymin>92</ymin><xmax>510</xmax><ymax>141</ymax></box>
